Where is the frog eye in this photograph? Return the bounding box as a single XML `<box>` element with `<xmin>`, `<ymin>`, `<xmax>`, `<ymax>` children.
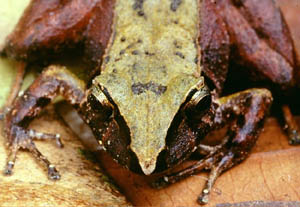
<box><xmin>90</xmin><ymin>85</ymin><xmax>114</xmax><ymax>116</ymax></box>
<box><xmin>184</xmin><ymin>85</ymin><xmax>211</xmax><ymax>120</ymax></box>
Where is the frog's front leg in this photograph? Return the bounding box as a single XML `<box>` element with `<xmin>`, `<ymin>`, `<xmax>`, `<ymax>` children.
<box><xmin>155</xmin><ymin>88</ymin><xmax>273</xmax><ymax>205</ymax></box>
<box><xmin>3</xmin><ymin>65</ymin><xmax>86</xmax><ymax>179</ymax></box>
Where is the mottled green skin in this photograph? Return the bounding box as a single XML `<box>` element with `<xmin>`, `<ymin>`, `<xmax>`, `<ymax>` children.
<box><xmin>95</xmin><ymin>0</ymin><xmax>201</xmax><ymax>174</ymax></box>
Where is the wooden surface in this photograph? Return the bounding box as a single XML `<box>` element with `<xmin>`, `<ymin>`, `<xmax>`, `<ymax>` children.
<box><xmin>0</xmin><ymin>108</ymin><xmax>130</xmax><ymax>207</ymax></box>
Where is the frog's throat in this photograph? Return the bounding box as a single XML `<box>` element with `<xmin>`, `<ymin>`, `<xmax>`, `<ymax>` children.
<box><xmin>95</xmin><ymin>0</ymin><xmax>201</xmax><ymax>175</ymax></box>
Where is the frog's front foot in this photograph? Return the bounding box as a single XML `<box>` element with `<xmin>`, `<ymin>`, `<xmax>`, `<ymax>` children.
<box><xmin>153</xmin><ymin>139</ymin><xmax>235</xmax><ymax>205</ymax></box>
<box><xmin>2</xmin><ymin>65</ymin><xmax>85</xmax><ymax>179</ymax></box>
<box><xmin>4</xmin><ymin>126</ymin><xmax>62</xmax><ymax>180</ymax></box>
<box><xmin>194</xmin><ymin>144</ymin><xmax>235</xmax><ymax>205</ymax></box>
<box><xmin>154</xmin><ymin>88</ymin><xmax>273</xmax><ymax>205</ymax></box>
<box><xmin>288</xmin><ymin>130</ymin><xmax>300</xmax><ymax>145</ymax></box>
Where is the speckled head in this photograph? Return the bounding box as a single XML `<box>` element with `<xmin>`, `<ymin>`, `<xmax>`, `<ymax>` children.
<box><xmin>94</xmin><ymin>0</ymin><xmax>201</xmax><ymax>175</ymax></box>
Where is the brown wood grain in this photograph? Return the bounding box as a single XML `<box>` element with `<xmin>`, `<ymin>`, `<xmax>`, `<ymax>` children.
<box><xmin>0</xmin><ymin>107</ymin><xmax>130</xmax><ymax>207</ymax></box>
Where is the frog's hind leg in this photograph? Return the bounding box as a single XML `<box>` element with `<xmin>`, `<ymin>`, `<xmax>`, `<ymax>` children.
<box><xmin>154</xmin><ymin>88</ymin><xmax>273</xmax><ymax>205</ymax></box>
<box><xmin>216</xmin><ymin>0</ymin><xmax>300</xmax><ymax>145</ymax></box>
<box><xmin>3</xmin><ymin>65</ymin><xmax>85</xmax><ymax>179</ymax></box>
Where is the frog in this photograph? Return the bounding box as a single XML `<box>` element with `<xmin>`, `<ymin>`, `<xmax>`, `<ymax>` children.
<box><xmin>0</xmin><ymin>0</ymin><xmax>298</xmax><ymax>205</ymax></box>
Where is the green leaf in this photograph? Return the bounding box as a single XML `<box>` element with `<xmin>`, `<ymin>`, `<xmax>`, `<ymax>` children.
<box><xmin>0</xmin><ymin>1</ymin><xmax>30</xmax><ymax>46</ymax></box>
<box><xmin>0</xmin><ymin>1</ymin><xmax>30</xmax><ymax>107</ymax></box>
<box><xmin>0</xmin><ymin>58</ymin><xmax>18</xmax><ymax>107</ymax></box>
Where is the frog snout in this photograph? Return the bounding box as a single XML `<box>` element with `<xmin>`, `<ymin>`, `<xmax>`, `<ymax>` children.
<box><xmin>138</xmin><ymin>158</ymin><xmax>157</xmax><ymax>175</ymax></box>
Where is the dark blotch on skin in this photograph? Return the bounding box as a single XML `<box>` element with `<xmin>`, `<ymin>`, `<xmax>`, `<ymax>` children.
<box><xmin>132</xmin><ymin>63</ymin><xmax>138</xmax><ymax>70</ymax></box>
<box><xmin>119</xmin><ymin>49</ymin><xmax>125</xmax><ymax>55</ymax></box>
<box><xmin>173</xmin><ymin>40</ymin><xmax>182</xmax><ymax>49</ymax></box>
<box><xmin>145</xmin><ymin>51</ymin><xmax>155</xmax><ymax>56</ymax></box>
<box><xmin>133</xmin><ymin>0</ymin><xmax>145</xmax><ymax>16</ymax></box>
<box><xmin>131</xmin><ymin>81</ymin><xmax>167</xmax><ymax>95</ymax></box>
<box><xmin>104</xmin><ymin>56</ymin><xmax>110</xmax><ymax>63</ymax></box>
<box><xmin>131</xmin><ymin>83</ymin><xmax>145</xmax><ymax>95</ymax></box>
<box><xmin>132</xmin><ymin>50</ymin><xmax>139</xmax><ymax>55</ymax></box>
<box><xmin>170</xmin><ymin>0</ymin><xmax>182</xmax><ymax>12</ymax></box>
<box><xmin>133</xmin><ymin>0</ymin><xmax>144</xmax><ymax>10</ymax></box>
<box><xmin>175</xmin><ymin>51</ymin><xmax>185</xmax><ymax>59</ymax></box>
<box><xmin>137</xmin><ymin>11</ymin><xmax>145</xmax><ymax>16</ymax></box>
<box><xmin>126</xmin><ymin>43</ymin><xmax>135</xmax><ymax>49</ymax></box>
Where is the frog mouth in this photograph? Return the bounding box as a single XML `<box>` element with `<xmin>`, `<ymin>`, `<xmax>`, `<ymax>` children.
<box><xmin>138</xmin><ymin>158</ymin><xmax>157</xmax><ymax>175</ymax></box>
